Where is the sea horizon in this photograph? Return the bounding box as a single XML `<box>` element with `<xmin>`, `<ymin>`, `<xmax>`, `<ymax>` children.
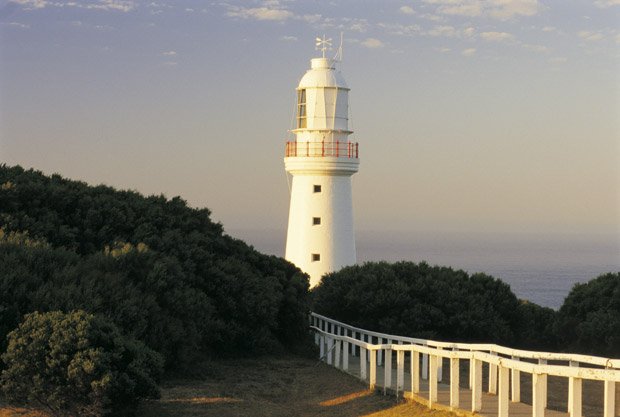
<box><xmin>228</xmin><ymin>228</ymin><xmax>620</xmax><ymax>310</ymax></box>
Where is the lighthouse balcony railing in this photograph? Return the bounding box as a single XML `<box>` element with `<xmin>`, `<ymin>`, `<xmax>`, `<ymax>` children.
<box><xmin>285</xmin><ymin>141</ymin><xmax>359</xmax><ymax>159</ymax></box>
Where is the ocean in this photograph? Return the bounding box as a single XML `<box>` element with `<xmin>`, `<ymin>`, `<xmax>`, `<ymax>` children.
<box><xmin>230</xmin><ymin>229</ymin><xmax>620</xmax><ymax>310</ymax></box>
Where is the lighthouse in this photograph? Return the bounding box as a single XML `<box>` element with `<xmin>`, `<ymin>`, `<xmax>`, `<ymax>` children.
<box><xmin>284</xmin><ymin>38</ymin><xmax>360</xmax><ymax>287</ymax></box>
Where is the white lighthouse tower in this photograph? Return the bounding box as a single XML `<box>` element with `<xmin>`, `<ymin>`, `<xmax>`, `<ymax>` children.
<box><xmin>284</xmin><ymin>37</ymin><xmax>359</xmax><ymax>287</ymax></box>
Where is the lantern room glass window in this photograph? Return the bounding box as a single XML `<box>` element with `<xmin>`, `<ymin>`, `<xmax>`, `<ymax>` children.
<box><xmin>297</xmin><ymin>89</ymin><xmax>307</xmax><ymax>129</ymax></box>
<box><xmin>311</xmin><ymin>253</ymin><xmax>320</xmax><ymax>262</ymax></box>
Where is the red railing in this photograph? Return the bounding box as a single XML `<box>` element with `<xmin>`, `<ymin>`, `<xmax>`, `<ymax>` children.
<box><xmin>285</xmin><ymin>141</ymin><xmax>359</xmax><ymax>159</ymax></box>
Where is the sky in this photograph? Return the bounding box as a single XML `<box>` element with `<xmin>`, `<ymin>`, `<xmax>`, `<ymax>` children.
<box><xmin>1</xmin><ymin>0</ymin><xmax>619</xmax><ymax>244</ymax></box>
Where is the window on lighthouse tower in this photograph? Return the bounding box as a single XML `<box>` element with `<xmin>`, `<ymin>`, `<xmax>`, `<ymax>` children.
<box><xmin>297</xmin><ymin>89</ymin><xmax>307</xmax><ymax>129</ymax></box>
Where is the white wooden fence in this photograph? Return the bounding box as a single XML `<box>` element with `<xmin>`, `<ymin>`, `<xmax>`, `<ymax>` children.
<box><xmin>310</xmin><ymin>312</ymin><xmax>620</xmax><ymax>417</ymax></box>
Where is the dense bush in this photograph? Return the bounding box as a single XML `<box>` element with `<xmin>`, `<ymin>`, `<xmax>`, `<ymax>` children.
<box><xmin>312</xmin><ymin>261</ymin><xmax>523</xmax><ymax>345</ymax></box>
<box><xmin>556</xmin><ymin>272</ymin><xmax>620</xmax><ymax>357</ymax></box>
<box><xmin>0</xmin><ymin>164</ymin><xmax>310</xmax><ymax>370</ymax></box>
<box><xmin>0</xmin><ymin>310</ymin><xmax>163</xmax><ymax>417</ymax></box>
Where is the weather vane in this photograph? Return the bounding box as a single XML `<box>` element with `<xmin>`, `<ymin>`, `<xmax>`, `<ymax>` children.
<box><xmin>315</xmin><ymin>35</ymin><xmax>332</xmax><ymax>58</ymax></box>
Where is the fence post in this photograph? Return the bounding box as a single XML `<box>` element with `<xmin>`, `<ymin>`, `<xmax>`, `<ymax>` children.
<box><xmin>539</xmin><ymin>359</ymin><xmax>548</xmax><ymax>409</ymax></box>
<box><xmin>378</xmin><ymin>338</ymin><xmax>383</xmax><ymax>366</ymax></box>
<box><xmin>397</xmin><ymin>350</ymin><xmax>405</xmax><ymax>396</ymax></box>
<box><xmin>429</xmin><ymin>355</ymin><xmax>438</xmax><ymax>406</ymax></box>
<box><xmin>568</xmin><ymin>361</ymin><xmax>579</xmax><ymax>411</ymax></box>
<box><xmin>568</xmin><ymin>377</ymin><xmax>582</xmax><ymax>417</ymax></box>
<box><xmin>472</xmin><ymin>358</ymin><xmax>482</xmax><ymax>412</ymax></box>
<box><xmin>437</xmin><ymin>347</ymin><xmax>443</xmax><ymax>382</ymax></box>
<box><xmin>532</xmin><ymin>373</ymin><xmax>545</xmax><ymax>417</ymax></box>
<box><xmin>327</xmin><ymin>337</ymin><xmax>333</xmax><ymax>365</ymax></box>
<box><xmin>352</xmin><ymin>331</ymin><xmax>358</xmax><ymax>357</ymax></box>
<box><xmin>411</xmin><ymin>350</ymin><xmax>420</xmax><ymax>394</ymax></box>
<box><xmin>603</xmin><ymin>380</ymin><xmax>615</xmax><ymax>417</ymax></box>
<box><xmin>319</xmin><ymin>334</ymin><xmax>325</xmax><ymax>360</ymax></box>
<box><xmin>450</xmin><ymin>356</ymin><xmax>460</xmax><ymax>409</ymax></box>
<box><xmin>498</xmin><ymin>366</ymin><xmax>509</xmax><ymax>417</ymax></box>
<box><xmin>511</xmin><ymin>356</ymin><xmax>521</xmax><ymax>402</ymax></box>
<box><xmin>489</xmin><ymin>352</ymin><xmax>498</xmax><ymax>394</ymax></box>
<box><xmin>360</xmin><ymin>347</ymin><xmax>367</xmax><ymax>380</ymax></box>
<box><xmin>369</xmin><ymin>349</ymin><xmax>377</xmax><ymax>390</ymax></box>
<box><xmin>422</xmin><ymin>353</ymin><xmax>429</xmax><ymax>380</ymax></box>
<box><xmin>335</xmin><ymin>340</ymin><xmax>341</xmax><ymax>369</ymax></box>
<box><xmin>384</xmin><ymin>348</ymin><xmax>393</xmax><ymax>393</ymax></box>
<box><xmin>343</xmin><ymin>340</ymin><xmax>349</xmax><ymax>371</ymax></box>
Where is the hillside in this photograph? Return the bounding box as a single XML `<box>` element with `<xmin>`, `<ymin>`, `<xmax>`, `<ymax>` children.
<box><xmin>0</xmin><ymin>164</ymin><xmax>310</xmax><ymax>369</ymax></box>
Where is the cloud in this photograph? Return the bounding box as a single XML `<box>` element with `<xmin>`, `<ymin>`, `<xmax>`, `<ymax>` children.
<box><xmin>548</xmin><ymin>57</ymin><xmax>567</xmax><ymax>64</ymax></box>
<box><xmin>480</xmin><ymin>31</ymin><xmax>514</xmax><ymax>41</ymax></box>
<box><xmin>594</xmin><ymin>0</ymin><xmax>620</xmax><ymax>7</ymax></box>
<box><xmin>541</xmin><ymin>26</ymin><xmax>556</xmax><ymax>32</ymax></box>
<box><xmin>422</xmin><ymin>0</ymin><xmax>540</xmax><ymax>20</ymax></box>
<box><xmin>11</xmin><ymin>0</ymin><xmax>136</xmax><ymax>12</ymax></box>
<box><xmin>280</xmin><ymin>35</ymin><xmax>298</xmax><ymax>42</ymax></box>
<box><xmin>11</xmin><ymin>0</ymin><xmax>47</xmax><ymax>9</ymax></box>
<box><xmin>162</xmin><ymin>50</ymin><xmax>177</xmax><ymax>56</ymax></box>
<box><xmin>521</xmin><ymin>43</ymin><xmax>548</xmax><ymax>52</ymax></box>
<box><xmin>463</xmin><ymin>27</ymin><xmax>476</xmax><ymax>37</ymax></box>
<box><xmin>428</xmin><ymin>25</ymin><xmax>459</xmax><ymax>37</ymax></box>
<box><xmin>399</xmin><ymin>5</ymin><xmax>415</xmax><ymax>15</ymax></box>
<box><xmin>578</xmin><ymin>30</ymin><xmax>604</xmax><ymax>41</ymax></box>
<box><xmin>377</xmin><ymin>22</ymin><xmax>421</xmax><ymax>37</ymax></box>
<box><xmin>227</xmin><ymin>6</ymin><xmax>293</xmax><ymax>21</ymax></box>
<box><xmin>462</xmin><ymin>47</ymin><xmax>477</xmax><ymax>56</ymax></box>
<box><xmin>361</xmin><ymin>38</ymin><xmax>385</xmax><ymax>48</ymax></box>
<box><xmin>6</xmin><ymin>21</ymin><xmax>30</xmax><ymax>28</ymax></box>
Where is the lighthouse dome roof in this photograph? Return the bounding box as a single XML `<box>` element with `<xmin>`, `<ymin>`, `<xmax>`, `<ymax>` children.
<box><xmin>298</xmin><ymin>58</ymin><xmax>348</xmax><ymax>89</ymax></box>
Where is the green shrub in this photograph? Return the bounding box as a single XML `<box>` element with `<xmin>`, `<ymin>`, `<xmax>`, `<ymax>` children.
<box><xmin>312</xmin><ymin>261</ymin><xmax>522</xmax><ymax>345</ymax></box>
<box><xmin>0</xmin><ymin>310</ymin><xmax>163</xmax><ymax>416</ymax></box>
<box><xmin>0</xmin><ymin>164</ymin><xmax>311</xmax><ymax>369</ymax></box>
<box><xmin>556</xmin><ymin>272</ymin><xmax>620</xmax><ymax>357</ymax></box>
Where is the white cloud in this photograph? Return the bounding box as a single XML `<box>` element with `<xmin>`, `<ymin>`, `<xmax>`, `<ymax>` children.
<box><xmin>377</xmin><ymin>22</ymin><xmax>421</xmax><ymax>37</ymax></box>
<box><xmin>280</xmin><ymin>35</ymin><xmax>298</xmax><ymax>42</ymax></box>
<box><xmin>422</xmin><ymin>0</ymin><xmax>540</xmax><ymax>20</ymax></box>
<box><xmin>480</xmin><ymin>31</ymin><xmax>514</xmax><ymax>41</ymax></box>
<box><xmin>462</xmin><ymin>47</ymin><xmax>477</xmax><ymax>56</ymax></box>
<box><xmin>463</xmin><ymin>27</ymin><xmax>476</xmax><ymax>37</ymax></box>
<box><xmin>6</xmin><ymin>21</ymin><xmax>31</xmax><ymax>28</ymax></box>
<box><xmin>162</xmin><ymin>61</ymin><xmax>178</xmax><ymax>67</ymax></box>
<box><xmin>548</xmin><ymin>57</ymin><xmax>567</xmax><ymax>64</ymax></box>
<box><xmin>438</xmin><ymin>47</ymin><xmax>451</xmax><ymax>53</ymax></box>
<box><xmin>12</xmin><ymin>0</ymin><xmax>47</xmax><ymax>9</ymax></box>
<box><xmin>162</xmin><ymin>50</ymin><xmax>177</xmax><ymax>56</ymax></box>
<box><xmin>541</xmin><ymin>26</ymin><xmax>556</xmax><ymax>32</ymax></box>
<box><xmin>428</xmin><ymin>25</ymin><xmax>459</xmax><ymax>37</ymax></box>
<box><xmin>12</xmin><ymin>0</ymin><xmax>136</xmax><ymax>12</ymax></box>
<box><xmin>400</xmin><ymin>5</ymin><xmax>415</xmax><ymax>15</ymax></box>
<box><xmin>227</xmin><ymin>6</ymin><xmax>293</xmax><ymax>21</ymax></box>
<box><xmin>521</xmin><ymin>43</ymin><xmax>548</xmax><ymax>52</ymax></box>
<box><xmin>578</xmin><ymin>30</ymin><xmax>604</xmax><ymax>41</ymax></box>
<box><xmin>594</xmin><ymin>0</ymin><xmax>620</xmax><ymax>8</ymax></box>
<box><xmin>361</xmin><ymin>38</ymin><xmax>385</xmax><ymax>48</ymax></box>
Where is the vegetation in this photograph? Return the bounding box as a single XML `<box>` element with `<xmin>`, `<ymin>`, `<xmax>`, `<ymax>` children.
<box><xmin>555</xmin><ymin>272</ymin><xmax>620</xmax><ymax>357</ymax></box>
<box><xmin>1</xmin><ymin>311</ymin><xmax>162</xmax><ymax>417</ymax></box>
<box><xmin>312</xmin><ymin>262</ymin><xmax>619</xmax><ymax>355</ymax></box>
<box><xmin>0</xmin><ymin>164</ymin><xmax>310</xmax><ymax>414</ymax></box>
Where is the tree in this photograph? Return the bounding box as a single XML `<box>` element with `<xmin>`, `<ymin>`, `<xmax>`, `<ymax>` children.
<box><xmin>556</xmin><ymin>272</ymin><xmax>620</xmax><ymax>357</ymax></box>
<box><xmin>0</xmin><ymin>310</ymin><xmax>163</xmax><ymax>417</ymax></box>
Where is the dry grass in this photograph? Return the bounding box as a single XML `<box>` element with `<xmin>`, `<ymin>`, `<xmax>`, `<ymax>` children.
<box><xmin>137</xmin><ymin>356</ymin><xmax>458</xmax><ymax>417</ymax></box>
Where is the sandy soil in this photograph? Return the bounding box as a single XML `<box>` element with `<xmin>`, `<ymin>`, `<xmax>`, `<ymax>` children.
<box><xmin>137</xmin><ymin>356</ymin><xmax>456</xmax><ymax>417</ymax></box>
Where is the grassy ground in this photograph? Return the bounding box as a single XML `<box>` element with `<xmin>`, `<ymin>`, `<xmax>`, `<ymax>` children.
<box><xmin>137</xmin><ymin>356</ymin><xmax>456</xmax><ymax>417</ymax></box>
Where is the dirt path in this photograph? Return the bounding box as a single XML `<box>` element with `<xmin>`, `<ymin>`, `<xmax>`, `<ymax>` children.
<box><xmin>137</xmin><ymin>356</ymin><xmax>456</xmax><ymax>417</ymax></box>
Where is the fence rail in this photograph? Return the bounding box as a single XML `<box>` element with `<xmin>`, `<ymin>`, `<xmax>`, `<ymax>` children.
<box><xmin>285</xmin><ymin>141</ymin><xmax>359</xmax><ymax>158</ymax></box>
<box><xmin>310</xmin><ymin>312</ymin><xmax>619</xmax><ymax>417</ymax></box>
